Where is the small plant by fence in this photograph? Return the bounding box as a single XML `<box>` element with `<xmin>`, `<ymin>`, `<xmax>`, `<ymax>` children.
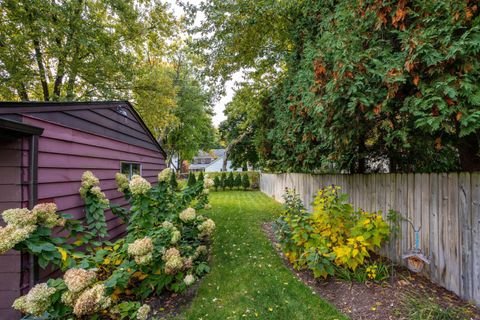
<box><xmin>260</xmin><ymin>172</ymin><xmax>480</xmax><ymax>306</ymax></box>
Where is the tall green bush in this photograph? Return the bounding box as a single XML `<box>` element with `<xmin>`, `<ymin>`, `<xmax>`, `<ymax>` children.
<box><xmin>234</xmin><ymin>173</ymin><xmax>242</xmax><ymax>189</ymax></box>
<box><xmin>220</xmin><ymin>172</ymin><xmax>227</xmax><ymax>191</ymax></box>
<box><xmin>187</xmin><ymin>172</ymin><xmax>197</xmax><ymax>186</ymax></box>
<box><xmin>241</xmin><ymin>173</ymin><xmax>250</xmax><ymax>190</ymax></box>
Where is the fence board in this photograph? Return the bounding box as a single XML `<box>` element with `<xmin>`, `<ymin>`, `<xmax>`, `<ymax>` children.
<box><xmin>260</xmin><ymin>172</ymin><xmax>480</xmax><ymax>306</ymax></box>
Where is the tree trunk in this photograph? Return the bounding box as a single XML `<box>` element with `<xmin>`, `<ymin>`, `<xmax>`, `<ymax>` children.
<box><xmin>17</xmin><ymin>83</ymin><xmax>29</xmax><ymax>101</ymax></box>
<box><xmin>457</xmin><ymin>133</ymin><xmax>480</xmax><ymax>171</ymax></box>
<box><xmin>222</xmin><ymin>128</ymin><xmax>252</xmax><ymax>171</ymax></box>
<box><xmin>33</xmin><ymin>39</ymin><xmax>50</xmax><ymax>101</ymax></box>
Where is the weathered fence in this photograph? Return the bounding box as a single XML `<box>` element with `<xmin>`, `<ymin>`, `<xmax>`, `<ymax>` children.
<box><xmin>260</xmin><ymin>172</ymin><xmax>480</xmax><ymax>306</ymax></box>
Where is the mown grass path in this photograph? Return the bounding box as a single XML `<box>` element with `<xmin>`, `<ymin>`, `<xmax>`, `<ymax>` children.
<box><xmin>177</xmin><ymin>191</ymin><xmax>346</xmax><ymax>320</ymax></box>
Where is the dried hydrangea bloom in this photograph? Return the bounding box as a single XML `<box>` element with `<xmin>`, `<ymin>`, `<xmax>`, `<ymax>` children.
<box><xmin>204</xmin><ymin>204</ymin><xmax>212</xmax><ymax>210</ymax></box>
<box><xmin>171</xmin><ymin>229</ymin><xmax>181</xmax><ymax>244</ymax></box>
<box><xmin>158</xmin><ymin>168</ymin><xmax>173</xmax><ymax>182</ymax></box>
<box><xmin>90</xmin><ymin>186</ymin><xmax>109</xmax><ymax>205</ymax></box>
<box><xmin>73</xmin><ymin>284</ymin><xmax>111</xmax><ymax>317</ymax></box>
<box><xmin>165</xmin><ymin>255</ymin><xmax>183</xmax><ymax>275</ymax></box>
<box><xmin>81</xmin><ymin>171</ymin><xmax>99</xmax><ymax>189</ymax></box>
<box><xmin>184</xmin><ymin>274</ymin><xmax>195</xmax><ymax>286</ymax></box>
<box><xmin>162</xmin><ymin>221</ymin><xmax>174</xmax><ymax>229</ymax></box>
<box><xmin>183</xmin><ymin>257</ymin><xmax>193</xmax><ymax>270</ymax></box>
<box><xmin>127</xmin><ymin>237</ymin><xmax>153</xmax><ymax>257</ymax></box>
<box><xmin>2</xmin><ymin>208</ymin><xmax>37</xmax><ymax>227</ymax></box>
<box><xmin>194</xmin><ymin>245</ymin><xmax>208</xmax><ymax>259</ymax></box>
<box><xmin>137</xmin><ymin>304</ymin><xmax>151</xmax><ymax>320</ymax></box>
<box><xmin>204</xmin><ymin>178</ymin><xmax>214</xmax><ymax>189</ymax></box>
<box><xmin>179</xmin><ymin>207</ymin><xmax>196</xmax><ymax>223</ymax></box>
<box><xmin>63</xmin><ymin>268</ymin><xmax>97</xmax><ymax>293</ymax></box>
<box><xmin>0</xmin><ymin>225</ymin><xmax>36</xmax><ymax>254</ymax></box>
<box><xmin>79</xmin><ymin>171</ymin><xmax>100</xmax><ymax>198</ymax></box>
<box><xmin>32</xmin><ymin>203</ymin><xmax>64</xmax><ymax>228</ymax></box>
<box><xmin>61</xmin><ymin>290</ymin><xmax>79</xmax><ymax>307</ymax></box>
<box><xmin>134</xmin><ymin>253</ymin><xmax>153</xmax><ymax>265</ymax></box>
<box><xmin>12</xmin><ymin>283</ymin><xmax>56</xmax><ymax>316</ymax></box>
<box><xmin>115</xmin><ymin>172</ymin><xmax>130</xmax><ymax>193</ymax></box>
<box><xmin>129</xmin><ymin>175</ymin><xmax>151</xmax><ymax>195</ymax></box>
<box><xmin>162</xmin><ymin>247</ymin><xmax>180</xmax><ymax>261</ymax></box>
<box><xmin>198</xmin><ymin>219</ymin><xmax>216</xmax><ymax>238</ymax></box>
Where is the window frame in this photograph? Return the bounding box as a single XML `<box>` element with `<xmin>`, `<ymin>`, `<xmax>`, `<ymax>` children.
<box><xmin>120</xmin><ymin>162</ymin><xmax>142</xmax><ymax>179</ymax></box>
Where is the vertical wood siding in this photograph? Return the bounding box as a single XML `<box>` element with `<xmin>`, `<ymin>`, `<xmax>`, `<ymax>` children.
<box><xmin>0</xmin><ymin>138</ymin><xmax>27</xmax><ymax>319</ymax></box>
<box><xmin>260</xmin><ymin>172</ymin><xmax>480</xmax><ymax>307</ymax></box>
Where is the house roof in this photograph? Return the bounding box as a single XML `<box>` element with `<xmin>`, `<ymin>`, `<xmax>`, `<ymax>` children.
<box><xmin>0</xmin><ymin>101</ymin><xmax>167</xmax><ymax>157</ymax></box>
<box><xmin>0</xmin><ymin>117</ymin><xmax>44</xmax><ymax>138</ymax></box>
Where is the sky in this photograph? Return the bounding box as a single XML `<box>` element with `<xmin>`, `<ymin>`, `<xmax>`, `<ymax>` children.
<box><xmin>168</xmin><ymin>0</ymin><xmax>242</xmax><ymax>127</ymax></box>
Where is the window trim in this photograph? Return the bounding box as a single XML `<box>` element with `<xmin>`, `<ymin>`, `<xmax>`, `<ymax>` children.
<box><xmin>120</xmin><ymin>161</ymin><xmax>142</xmax><ymax>179</ymax></box>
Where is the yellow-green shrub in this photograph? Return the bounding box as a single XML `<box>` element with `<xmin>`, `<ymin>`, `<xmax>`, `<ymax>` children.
<box><xmin>276</xmin><ymin>186</ymin><xmax>390</xmax><ymax>278</ymax></box>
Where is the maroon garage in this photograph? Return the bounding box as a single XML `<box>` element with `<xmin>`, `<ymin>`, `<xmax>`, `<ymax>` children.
<box><xmin>0</xmin><ymin>101</ymin><xmax>166</xmax><ymax>319</ymax></box>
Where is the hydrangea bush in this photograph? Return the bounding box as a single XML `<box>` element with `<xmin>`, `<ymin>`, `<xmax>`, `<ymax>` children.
<box><xmin>1</xmin><ymin>168</ymin><xmax>215</xmax><ymax>319</ymax></box>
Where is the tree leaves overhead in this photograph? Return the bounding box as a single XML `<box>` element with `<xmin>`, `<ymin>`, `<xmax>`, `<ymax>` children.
<box><xmin>0</xmin><ymin>0</ymin><xmax>216</xmax><ymax>164</ymax></box>
<box><xmin>209</xmin><ymin>0</ymin><xmax>479</xmax><ymax>173</ymax></box>
<box><xmin>0</xmin><ymin>0</ymin><xmax>175</xmax><ymax>101</ymax></box>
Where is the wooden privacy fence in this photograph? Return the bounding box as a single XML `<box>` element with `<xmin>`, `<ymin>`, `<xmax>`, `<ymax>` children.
<box><xmin>260</xmin><ymin>172</ymin><xmax>480</xmax><ymax>306</ymax></box>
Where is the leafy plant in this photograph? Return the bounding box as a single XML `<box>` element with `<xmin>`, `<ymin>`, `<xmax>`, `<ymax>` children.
<box><xmin>241</xmin><ymin>173</ymin><xmax>250</xmax><ymax>190</ymax></box>
<box><xmin>226</xmin><ymin>172</ymin><xmax>235</xmax><ymax>190</ymax></box>
<box><xmin>234</xmin><ymin>173</ymin><xmax>242</xmax><ymax>189</ymax></box>
<box><xmin>220</xmin><ymin>172</ymin><xmax>227</xmax><ymax>191</ymax></box>
<box><xmin>170</xmin><ymin>171</ymin><xmax>179</xmax><ymax>191</ymax></box>
<box><xmin>188</xmin><ymin>172</ymin><xmax>197</xmax><ymax>187</ymax></box>
<box><xmin>5</xmin><ymin>169</ymin><xmax>215</xmax><ymax>319</ymax></box>
<box><xmin>213</xmin><ymin>175</ymin><xmax>221</xmax><ymax>191</ymax></box>
<box><xmin>276</xmin><ymin>186</ymin><xmax>391</xmax><ymax>279</ymax></box>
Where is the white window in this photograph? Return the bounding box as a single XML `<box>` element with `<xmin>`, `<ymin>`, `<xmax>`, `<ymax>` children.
<box><xmin>121</xmin><ymin>162</ymin><xmax>142</xmax><ymax>179</ymax></box>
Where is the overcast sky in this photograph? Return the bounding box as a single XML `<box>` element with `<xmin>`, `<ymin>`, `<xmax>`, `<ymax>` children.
<box><xmin>168</xmin><ymin>0</ymin><xmax>242</xmax><ymax>127</ymax></box>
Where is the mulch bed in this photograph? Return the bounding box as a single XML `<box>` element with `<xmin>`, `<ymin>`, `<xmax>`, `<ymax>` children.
<box><xmin>262</xmin><ymin>222</ymin><xmax>480</xmax><ymax>320</ymax></box>
<box><xmin>146</xmin><ymin>281</ymin><xmax>201</xmax><ymax>319</ymax></box>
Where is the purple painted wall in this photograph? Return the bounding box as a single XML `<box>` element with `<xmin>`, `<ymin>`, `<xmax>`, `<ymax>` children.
<box><xmin>0</xmin><ymin>103</ymin><xmax>166</xmax><ymax>319</ymax></box>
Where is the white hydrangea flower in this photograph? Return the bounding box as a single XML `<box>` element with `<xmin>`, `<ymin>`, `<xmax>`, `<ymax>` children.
<box><xmin>135</xmin><ymin>253</ymin><xmax>153</xmax><ymax>265</ymax></box>
<box><xmin>12</xmin><ymin>283</ymin><xmax>56</xmax><ymax>316</ymax></box>
<box><xmin>202</xmin><ymin>189</ymin><xmax>210</xmax><ymax>195</ymax></box>
<box><xmin>0</xmin><ymin>224</ymin><xmax>36</xmax><ymax>254</ymax></box>
<box><xmin>90</xmin><ymin>186</ymin><xmax>109</xmax><ymax>205</ymax></box>
<box><xmin>136</xmin><ymin>304</ymin><xmax>151</xmax><ymax>320</ymax></box>
<box><xmin>73</xmin><ymin>284</ymin><xmax>111</xmax><ymax>317</ymax></box>
<box><xmin>184</xmin><ymin>274</ymin><xmax>195</xmax><ymax>286</ymax></box>
<box><xmin>179</xmin><ymin>207</ymin><xmax>196</xmax><ymax>223</ymax></box>
<box><xmin>2</xmin><ymin>208</ymin><xmax>36</xmax><ymax>227</ymax></box>
<box><xmin>198</xmin><ymin>219</ymin><xmax>216</xmax><ymax>238</ymax></box>
<box><xmin>171</xmin><ymin>229</ymin><xmax>181</xmax><ymax>244</ymax></box>
<box><xmin>203</xmin><ymin>178</ymin><xmax>214</xmax><ymax>189</ymax></box>
<box><xmin>158</xmin><ymin>168</ymin><xmax>173</xmax><ymax>182</ymax></box>
<box><xmin>32</xmin><ymin>203</ymin><xmax>64</xmax><ymax>228</ymax></box>
<box><xmin>162</xmin><ymin>221</ymin><xmax>174</xmax><ymax>229</ymax></box>
<box><xmin>163</xmin><ymin>247</ymin><xmax>183</xmax><ymax>275</ymax></box>
<box><xmin>204</xmin><ymin>204</ymin><xmax>212</xmax><ymax>210</ymax></box>
<box><xmin>63</xmin><ymin>268</ymin><xmax>97</xmax><ymax>293</ymax></box>
<box><xmin>115</xmin><ymin>172</ymin><xmax>130</xmax><ymax>193</ymax></box>
<box><xmin>129</xmin><ymin>175</ymin><xmax>152</xmax><ymax>195</ymax></box>
<box><xmin>127</xmin><ymin>237</ymin><xmax>153</xmax><ymax>257</ymax></box>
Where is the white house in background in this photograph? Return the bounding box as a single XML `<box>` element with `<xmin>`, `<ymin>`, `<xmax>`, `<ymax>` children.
<box><xmin>189</xmin><ymin>149</ymin><xmax>243</xmax><ymax>172</ymax></box>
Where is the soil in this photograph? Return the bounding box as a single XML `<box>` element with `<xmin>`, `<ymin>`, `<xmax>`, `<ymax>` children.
<box><xmin>146</xmin><ymin>281</ymin><xmax>201</xmax><ymax>319</ymax></box>
<box><xmin>262</xmin><ymin>222</ymin><xmax>480</xmax><ymax>320</ymax></box>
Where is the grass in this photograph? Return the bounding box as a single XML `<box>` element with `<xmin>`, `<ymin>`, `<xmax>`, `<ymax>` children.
<box><xmin>175</xmin><ymin>191</ymin><xmax>346</xmax><ymax>320</ymax></box>
<box><xmin>400</xmin><ymin>294</ymin><xmax>469</xmax><ymax>320</ymax></box>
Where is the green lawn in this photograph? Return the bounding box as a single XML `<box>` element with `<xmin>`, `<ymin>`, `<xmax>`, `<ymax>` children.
<box><xmin>176</xmin><ymin>191</ymin><xmax>346</xmax><ymax>320</ymax></box>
